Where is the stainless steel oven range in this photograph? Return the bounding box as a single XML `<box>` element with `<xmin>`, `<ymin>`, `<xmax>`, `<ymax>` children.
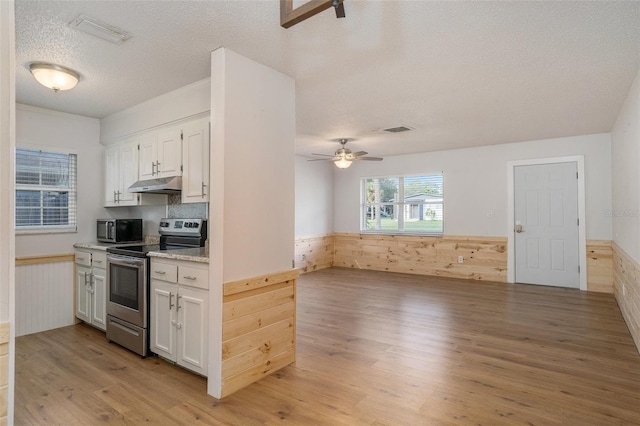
<box><xmin>106</xmin><ymin>218</ymin><xmax>207</xmax><ymax>356</ymax></box>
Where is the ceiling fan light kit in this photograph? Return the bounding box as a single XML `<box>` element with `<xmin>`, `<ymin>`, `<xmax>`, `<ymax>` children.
<box><xmin>29</xmin><ymin>62</ymin><xmax>80</xmax><ymax>92</ymax></box>
<box><xmin>310</xmin><ymin>138</ymin><xmax>383</xmax><ymax>168</ymax></box>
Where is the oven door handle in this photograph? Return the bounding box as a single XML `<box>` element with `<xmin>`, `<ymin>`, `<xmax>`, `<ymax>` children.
<box><xmin>107</xmin><ymin>254</ymin><xmax>146</xmax><ymax>267</ymax></box>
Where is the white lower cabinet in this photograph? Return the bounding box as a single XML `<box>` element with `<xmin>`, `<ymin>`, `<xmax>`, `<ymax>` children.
<box><xmin>75</xmin><ymin>250</ymin><xmax>107</xmax><ymax>331</ymax></box>
<box><xmin>150</xmin><ymin>258</ymin><xmax>208</xmax><ymax>376</ymax></box>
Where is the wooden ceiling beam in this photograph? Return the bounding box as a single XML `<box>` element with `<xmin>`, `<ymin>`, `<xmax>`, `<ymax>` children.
<box><xmin>280</xmin><ymin>0</ymin><xmax>343</xmax><ymax>29</ymax></box>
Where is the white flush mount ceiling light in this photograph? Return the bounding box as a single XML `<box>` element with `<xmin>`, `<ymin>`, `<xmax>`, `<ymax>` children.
<box><xmin>69</xmin><ymin>14</ymin><xmax>131</xmax><ymax>44</ymax></box>
<box><xmin>29</xmin><ymin>62</ymin><xmax>80</xmax><ymax>92</ymax></box>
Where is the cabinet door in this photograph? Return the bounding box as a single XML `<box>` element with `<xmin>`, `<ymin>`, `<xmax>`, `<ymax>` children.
<box><xmin>104</xmin><ymin>146</ymin><xmax>119</xmax><ymax>207</ymax></box>
<box><xmin>177</xmin><ymin>286</ymin><xmax>208</xmax><ymax>376</ymax></box>
<box><xmin>91</xmin><ymin>267</ymin><xmax>107</xmax><ymax>331</ymax></box>
<box><xmin>139</xmin><ymin>134</ymin><xmax>157</xmax><ymax>180</ymax></box>
<box><xmin>75</xmin><ymin>265</ymin><xmax>91</xmax><ymax>323</ymax></box>
<box><xmin>181</xmin><ymin>118</ymin><xmax>210</xmax><ymax>203</ymax></box>
<box><xmin>157</xmin><ymin>128</ymin><xmax>182</xmax><ymax>178</ymax></box>
<box><xmin>150</xmin><ymin>280</ymin><xmax>178</xmax><ymax>362</ymax></box>
<box><xmin>118</xmin><ymin>141</ymin><xmax>140</xmax><ymax>205</ymax></box>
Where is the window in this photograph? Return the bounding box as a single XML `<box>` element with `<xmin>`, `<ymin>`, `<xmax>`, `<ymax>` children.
<box><xmin>361</xmin><ymin>174</ymin><xmax>443</xmax><ymax>235</ymax></box>
<box><xmin>15</xmin><ymin>148</ymin><xmax>77</xmax><ymax>232</ymax></box>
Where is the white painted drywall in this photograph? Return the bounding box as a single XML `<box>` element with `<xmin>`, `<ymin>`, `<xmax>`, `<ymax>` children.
<box><xmin>333</xmin><ymin>133</ymin><xmax>612</xmax><ymax>240</ymax></box>
<box><xmin>295</xmin><ymin>157</ymin><xmax>334</xmax><ymax>237</ymax></box>
<box><xmin>611</xmin><ymin>68</ymin><xmax>640</xmax><ymax>262</ymax></box>
<box><xmin>208</xmin><ymin>48</ymin><xmax>295</xmax><ymax>398</ymax></box>
<box><xmin>100</xmin><ymin>78</ymin><xmax>210</xmax><ymax>144</ymax></box>
<box><xmin>15</xmin><ymin>105</ymin><xmax>105</xmax><ymax>257</ymax></box>
<box><xmin>0</xmin><ymin>2</ymin><xmax>16</xmax><ymax>423</ymax></box>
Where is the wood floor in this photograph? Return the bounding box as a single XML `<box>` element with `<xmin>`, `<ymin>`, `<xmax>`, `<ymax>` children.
<box><xmin>15</xmin><ymin>267</ymin><xmax>640</xmax><ymax>425</ymax></box>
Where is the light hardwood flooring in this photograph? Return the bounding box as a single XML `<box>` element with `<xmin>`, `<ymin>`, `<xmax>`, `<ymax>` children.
<box><xmin>15</xmin><ymin>267</ymin><xmax>640</xmax><ymax>425</ymax></box>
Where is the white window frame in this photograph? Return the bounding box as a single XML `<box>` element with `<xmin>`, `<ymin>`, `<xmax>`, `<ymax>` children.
<box><xmin>360</xmin><ymin>173</ymin><xmax>444</xmax><ymax>236</ymax></box>
<box><xmin>15</xmin><ymin>147</ymin><xmax>78</xmax><ymax>235</ymax></box>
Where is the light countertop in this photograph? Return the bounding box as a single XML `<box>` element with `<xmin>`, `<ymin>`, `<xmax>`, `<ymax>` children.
<box><xmin>147</xmin><ymin>247</ymin><xmax>209</xmax><ymax>263</ymax></box>
<box><xmin>73</xmin><ymin>241</ymin><xmax>144</xmax><ymax>251</ymax></box>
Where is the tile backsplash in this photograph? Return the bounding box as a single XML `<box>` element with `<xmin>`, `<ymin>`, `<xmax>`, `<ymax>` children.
<box><xmin>167</xmin><ymin>194</ymin><xmax>208</xmax><ymax>219</ymax></box>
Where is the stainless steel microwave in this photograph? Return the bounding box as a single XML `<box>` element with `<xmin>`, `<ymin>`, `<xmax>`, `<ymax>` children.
<box><xmin>97</xmin><ymin>219</ymin><xmax>143</xmax><ymax>243</ymax></box>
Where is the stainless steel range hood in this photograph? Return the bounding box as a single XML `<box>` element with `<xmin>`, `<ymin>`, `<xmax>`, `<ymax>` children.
<box><xmin>128</xmin><ymin>176</ymin><xmax>182</xmax><ymax>194</ymax></box>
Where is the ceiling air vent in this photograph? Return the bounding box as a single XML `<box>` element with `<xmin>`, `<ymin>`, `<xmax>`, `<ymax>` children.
<box><xmin>69</xmin><ymin>15</ymin><xmax>131</xmax><ymax>45</ymax></box>
<box><xmin>382</xmin><ymin>125</ymin><xmax>413</xmax><ymax>133</ymax></box>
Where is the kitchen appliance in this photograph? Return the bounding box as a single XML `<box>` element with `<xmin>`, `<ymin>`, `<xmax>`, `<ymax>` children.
<box><xmin>128</xmin><ymin>176</ymin><xmax>182</xmax><ymax>194</ymax></box>
<box><xmin>106</xmin><ymin>218</ymin><xmax>207</xmax><ymax>356</ymax></box>
<box><xmin>97</xmin><ymin>218</ymin><xmax>143</xmax><ymax>243</ymax></box>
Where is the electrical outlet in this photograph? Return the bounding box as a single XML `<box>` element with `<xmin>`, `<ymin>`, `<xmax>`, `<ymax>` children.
<box><xmin>458</xmin><ymin>256</ymin><xmax>464</xmax><ymax>264</ymax></box>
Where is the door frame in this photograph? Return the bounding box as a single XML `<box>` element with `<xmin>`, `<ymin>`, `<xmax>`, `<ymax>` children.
<box><xmin>507</xmin><ymin>155</ymin><xmax>587</xmax><ymax>290</ymax></box>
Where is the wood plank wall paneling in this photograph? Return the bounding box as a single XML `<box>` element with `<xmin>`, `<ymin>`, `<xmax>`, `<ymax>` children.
<box><xmin>15</xmin><ymin>260</ymin><xmax>75</xmax><ymax>337</ymax></box>
<box><xmin>294</xmin><ymin>235</ymin><xmax>334</xmax><ymax>273</ymax></box>
<box><xmin>587</xmin><ymin>240</ymin><xmax>614</xmax><ymax>293</ymax></box>
<box><xmin>298</xmin><ymin>234</ymin><xmax>614</xmax><ymax>292</ymax></box>
<box><xmin>0</xmin><ymin>322</ymin><xmax>8</xmax><ymax>422</ymax></box>
<box><xmin>333</xmin><ymin>233</ymin><xmax>508</xmax><ymax>282</ymax></box>
<box><xmin>221</xmin><ymin>270</ymin><xmax>298</xmax><ymax>398</ymax></box>
<box><xmin>612</xmin><ymin>243</ymin><xmax>640</xmax><ymax>353</ymax></box>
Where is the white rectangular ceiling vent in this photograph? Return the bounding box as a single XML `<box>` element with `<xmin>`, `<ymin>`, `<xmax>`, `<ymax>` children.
<box><xmin>69</xmin><ymin>15</ymin><xmax>131</xmax><ymax>45</ymax></box>
<box><xmin>382</xmin><ymin>125</ymin><xmax>414</xmax><ymax>133</ymax></box>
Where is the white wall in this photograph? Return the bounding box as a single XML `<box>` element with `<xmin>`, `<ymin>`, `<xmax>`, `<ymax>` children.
<box><xmin>295</xmin><ymin>157</ymin><xmax>333</xmax><ymax>237</ymax></box>
<box><xmin>209</xmin><ymin>48</ymin><xmax>295</xmax><ymax>398</ymax></box>
<box><xmin>100</xmin><ymin>78</ymin><xmax>210</xmax><ymax>144</ymax></box>
<box><xmin>611</xmin><ymin>68</ymin><xmax>640</xmax><ymax>262</ymax></box>
<box><xmin>334</xmin><ymin>133</ymin><xmax>612</xmax><ymax>240</ymax></box>
<box><xmin>15</xmin><ymin>104</ymin><xmax>104</xmax><ymax>257</ymax></box>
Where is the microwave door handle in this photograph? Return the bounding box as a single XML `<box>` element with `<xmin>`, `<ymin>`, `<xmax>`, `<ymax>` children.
<box><xmin>107</xmin><ymin>222</ymin><xmax>114</xmax><ymax>240</ymax></box>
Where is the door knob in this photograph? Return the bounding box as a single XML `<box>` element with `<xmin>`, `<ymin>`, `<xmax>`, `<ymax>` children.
<box><xmin>515</xmin><ymin>223</ymin><xmax>524</xmax><ymax>233</ymax></box>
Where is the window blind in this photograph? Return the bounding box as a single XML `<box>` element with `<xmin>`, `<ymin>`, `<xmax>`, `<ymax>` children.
<box><xmin>15</xmin><ymin>148</ymin><xmax>77</xmax><ymax>231</ymax></box>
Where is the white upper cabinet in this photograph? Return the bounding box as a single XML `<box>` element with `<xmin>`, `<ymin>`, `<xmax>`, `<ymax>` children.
<box><xmin>104</xmin><ymin>140</ymin><xmax>142</xmax><ymax>207</ymax></box>
<box><xmin>139</xmin><ymin>127</ymin><xmax>182</xmax><ymax>179</ymax></box>
<box><xmin>104</xmin><ymin>138</ymin><xmax>166</xmax><ymax>207</ymax></box>
<box><xmin>181</xmin><ymin>118</ymin><xmax>210</xmax><ymax>203</ymax></box>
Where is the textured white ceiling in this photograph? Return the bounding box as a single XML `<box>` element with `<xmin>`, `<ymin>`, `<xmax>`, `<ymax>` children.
<box><xmin>15</xmin><ymin>1</ymin><xmax>640</xmax><ymax>157</ymax></box>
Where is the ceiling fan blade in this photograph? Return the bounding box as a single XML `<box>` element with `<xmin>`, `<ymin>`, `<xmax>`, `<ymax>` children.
<box><xmin>351</xmin><ymin>151</ymin><xmax>368</xmax><ymax>157</ymax></box>
<box><xmin>356</xmin><ymin>156</ymin><xmax>383</xmax><ymax>161</ymax></box>
<box><xmin>334</xmin><ymin>1</ymin><xmax>346</xmax><ymax>18</ymax></box>
<box><xmin>307</xmin><ymin>158</ymin><xmax>335</xmax><ymax>162</ymax></box>
<box><xmin>311</xmin><ymin>153</ymin><xmax>335</xmax><ymax>157</ymax></box>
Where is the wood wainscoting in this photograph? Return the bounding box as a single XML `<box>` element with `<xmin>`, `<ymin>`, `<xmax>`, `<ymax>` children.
<box><xmin>221</xmin><ymin>269</ymin><xmax>298</xmax><ymax>397</ymax></box>
<box><xmin>613</xmin><ymin>243</ymin><xmax>640</xmax><ymax>352</ymax></box>
<box><xmin>333</xmin><ymin>233</ymin><xmax>508</xmax><ymax>282</ymax></box>
<box><xmin>587</xmin><ymin>240</ymin><xmax>614</xmax><ymax>293</ymax></box>
<box><xmin>0</xmin><ymin>322</ymin><xmax>8</xmax><ymax>423</ymax></box>
<box><xmin>299</xmin><ymin>234</ymin><xmax>614</xmax><ymax>292</ymax></box>
<box><xmin>294</xmin><ymin>235</ymin><xmax>334</xmax><ymax>273</ymax></box>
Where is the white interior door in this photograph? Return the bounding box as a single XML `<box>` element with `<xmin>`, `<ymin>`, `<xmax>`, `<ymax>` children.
<box><xmin>514</xmin><ymin>162</ymin><xmax>579</xmax><ymax>288</ymax></box>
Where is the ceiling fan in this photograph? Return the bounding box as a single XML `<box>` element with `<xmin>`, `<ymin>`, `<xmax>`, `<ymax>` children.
<box><xmin>309</xmin><ymin>138</ymin><xmax>383</xmax><ymax>169</ymax></box>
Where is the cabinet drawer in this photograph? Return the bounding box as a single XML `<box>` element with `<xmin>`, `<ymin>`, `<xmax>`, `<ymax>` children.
<box><xmin>151</xmin><ymin>262</ymin><xmax>178</xmax><ymax>283</ymax></box>
<box><xmin>92</xmin><ymin>251</ymin><xmax>107</xmax><ymax>268</ymax></box>
<box><xmin>178</xmin><ymin>265</ymin><xmax>208</xmax><ymax>289</ymax></box>
<box><xmin>75</xmin><ymin>251</ymin><xmax>92</xmax><ymax>267</ymax></box>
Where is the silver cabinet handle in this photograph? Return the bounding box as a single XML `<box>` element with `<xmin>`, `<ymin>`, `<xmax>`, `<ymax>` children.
<box><xmin>156</xmin><ymin>161</ymin><xmax>161</xmax><ymax>174</ymax></box>
<box><xmin>113</xmin><ymin>191</ymin><xmax>117</xmax><ymax>203</ymax></box>
<box><xmin>169</xmin><ymin>292</ymin><xmax>174</xmax><ymax>310</ymax></box>
<box><xmin>154</xmin><ymin>270</ymin><xmax>166</xmax><ymax>275</ymax></box>
<box><xmin>84</xmin><ymin>271</ymin><xmax>88</xmax><ymax>286</ymax></box>
<box><xmin>151</xmin><ymin>161</ymin><xmax>156</xmax><ymax>176</ymax></box>
<box><xmin>76</xmin><ymin>256</ymin><xmax>85</xmax><ymax>261</ymax></box>
<box><xmin>93</xmin><ymin>260</ymin><xmax>103</xmax><ymax>264</ymax></box>
<box><xmin>202</xmin><ymin>182</ymin><xmax>206</xmax><ymax>197</ymax></box>
<box><xmin>176</xmin><ymin>294</ymin><xmax>182</xmax><ymax>312</ymax></box>
<box><xmin>183</xmin><ymin>276</ymin><xmax>197</xmax><ymax>281</ymax></box>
